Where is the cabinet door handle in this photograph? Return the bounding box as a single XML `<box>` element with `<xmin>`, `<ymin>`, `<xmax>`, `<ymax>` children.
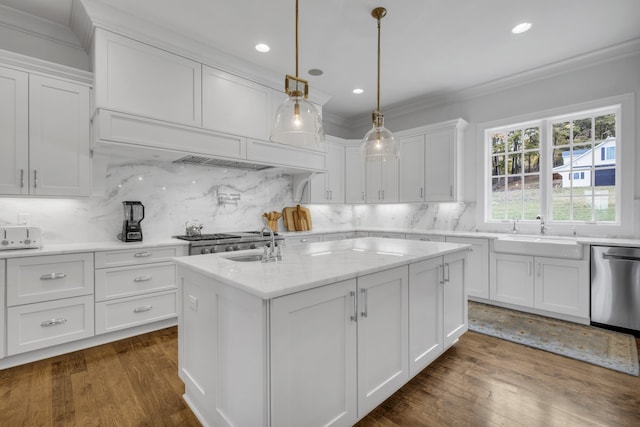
<box><xmin>133</xmin><ymin>305</ymin><xmax>153</xmax><ymax>313</ymax></box>
<box><xmin>439</xmin><ymin>264</ymin><xmax>445</xmax><ymax>284</ymax></box>
<box><xmin>40</xmin><ymin>273</ymin><xmax>67</xmax><ymax>280</ymax></box>
<box><xmin>133</xmin><ymin>275</ymin><xmax>152</xmax><ymax>282</ymax></box>
<box><xmin>361</xmin><ymin>191</ymin><xmax>365</xmax><ymax>201</ymax></box>
<box><xmin>134</xmin><ymin>252</ymin><xmax>151</xmax><ymax>257</ymax></box>
<box><xmin>360</xmin><ymin>288</ymin><xmax>368</xmax><ymax>318</ymax></box>
<box><xmin>41</xmin><ymin>318</ymin><xmax>67</xmax><ymax>327</ymax></box>
<box><xmin>382</xmin><ymin>190</ymin><xmax>385</xmax><ymax>200</ymax></box>
<box><xmin>20</xmin><ymin>169</ymin><xmax>24</xmax><ymax>188</ymax></box>
<box><xmin>445</xmin><ymin>263</ymin><xmax>450</xmax><ymax>283</ymax></box>
<box><xmin>420</xmin><ymin>187</ymin><xmax>424</xmax><ymax>199</ymax></box>
<box><xmin>350</xmin><ymin>291</ymin><xmax>357</xmax><ymax>322</ymax></box>
<box><xmin>33</xmin><ymin>170</ymin><xmax>38</xmax><ymax>189</ymax></box>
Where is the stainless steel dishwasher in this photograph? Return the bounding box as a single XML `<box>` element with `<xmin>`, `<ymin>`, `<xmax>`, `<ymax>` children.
<box><xmin>591</xmin><ymin>245</ymin><xmax>640</xmax><ymax>335</ymax></box>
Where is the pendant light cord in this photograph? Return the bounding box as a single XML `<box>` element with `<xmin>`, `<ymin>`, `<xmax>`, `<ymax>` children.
<box><xmin>295</xmin><ymin>0</ymin><xmax>299</xmax><ymax>79</ymax></box>
<box><xmin>376</xmin><ymin>14</ymin><xmax>381</xmax><ymax>112</ymax></box>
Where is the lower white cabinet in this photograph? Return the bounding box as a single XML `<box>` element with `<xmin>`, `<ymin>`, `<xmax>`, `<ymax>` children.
<box><xmin>490</xmin><ymin>252</ymin><xmax>589</xmax><ymax>319</ymax></box>
<box><xmin>446</xmin><ymin>236</ymin><xmax>489</xmax><ymax>299</ymax></box>
<box><xmin>406</xmin><ymin>233</ymin><xmax>446</xmax><ymax>242</ymax></box>
<box><xmin>95</xmin><ymin>290</ymin><xmax>177</xmax><ymax>334</ymax></box>
<box><xmin>368</xmin><ymin>232</ymin><xmax>406</xmax><ymax>239</ymax></box>
<box><xmin>409</xmin><ymin>251</ymin><xmax>467</xmax><ymax>376</ymax></box>
<box><xmin>0</xmin><ymin>261</ymin><xmax>5</xmax><ymax>359</ymax></box>
<box><xmin>7</xmin><ymin>295</ymin><xmax>94</xmax><ymax>355</ymax></box>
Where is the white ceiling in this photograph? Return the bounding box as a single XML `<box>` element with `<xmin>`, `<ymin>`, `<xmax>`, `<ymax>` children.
<box><xmin>1</xmin><ymin>0</ymin><xmax>640</xmax><ymax>122</ymax></box>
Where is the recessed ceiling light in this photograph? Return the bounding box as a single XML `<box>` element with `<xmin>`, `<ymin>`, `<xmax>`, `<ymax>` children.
<box><xmin>353</xmin><ymin>88</ymin><xmax>364</xmax><ymax>94</ymax></box>
<box><xmin>308</xmin><ymin>68</ymin><xmax>323</xmax><ymax>76</ymax></box>
<box><xmin>512</xmin><ymin>22</ymin><xmax>532</xmax><ymax>34</ymax></box>
<box><xmin>255</xmin><ymin>43</ymin><xmax>270</xmax><ymax>53</ymax></box>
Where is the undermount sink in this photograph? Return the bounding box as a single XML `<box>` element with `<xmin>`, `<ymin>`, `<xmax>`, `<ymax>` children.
<box><xmin>493</xmin><ymin>234</ymin><xmax>583</xmax><ymax>259</ymax></box>
<box><xmin>224</xmin><ymin>254</ymin><xmax>264</xmax><ymax>262</ymax></box>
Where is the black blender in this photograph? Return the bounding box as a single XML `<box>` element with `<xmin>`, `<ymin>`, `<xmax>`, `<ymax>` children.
<box><xmin>118</xmin><ymin>201</ymin><xmax>145</xmax><ymax>242</ymax></box>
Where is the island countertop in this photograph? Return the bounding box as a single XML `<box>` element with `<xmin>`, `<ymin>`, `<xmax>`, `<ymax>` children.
<box><xmin>173</xmin><ymin>237</ymin><xmax>469</xmax><ymax>299</ymax></box>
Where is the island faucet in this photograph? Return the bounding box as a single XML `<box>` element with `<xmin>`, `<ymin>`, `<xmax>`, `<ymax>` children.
<box><xmin>260</xmin><ymin>226</ymin><xmax>281</xmax><ymax>262</ymax></box>
<box><xmin>535</xmin><ymin>215</ymin><xmax>545</xmax><ymax>235</ymax></box>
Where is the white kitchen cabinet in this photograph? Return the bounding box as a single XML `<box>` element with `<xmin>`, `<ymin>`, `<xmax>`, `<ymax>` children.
<box><xmin>366</xmin><ymin>158</ymin><xmax>399</xmax><ymax>203</ymax></box>
<box><xmin>490</xmin><ymin>252</ymin><xmax>535</xmax><ymax>306</ymax></box>
<box><xmin>0</xmin><ymin>67</ymin><xmax>90</xmax><ymax>196</ymax></box>
<box><xmin>397</xmin><ymin>118</ymin><xmax>468</xmax><ymax>202</ymax></box>
<box><xmin>270</xmin><ymin>279</ymin><xmax>358</xmax><ymax>427</ymax></box>
<box><xmin>490</xmin><ymin>252</ymin><xmax>589</xmax><ymax>319</ymax></box>
<box><xmin>368</xmin><ymin>232</ymin><xmax>405</xmax><ymax>239</ymax></box>
<box><xmin>0</xmin><ymin>66</ymin><xmax>28</xmax><ymax>195</ymax></box>
<box><xmin>399</xmin><ymin>135</ymin><xmax>425</xmax><ymax>202</ymax></box>
<box><xmin>93</xmin><ymin>29</ymin><xmax>202</xmax><ymax>126</ymax></box>
<box><xmin>406</xmin><ymin>233</ymin><xmax>446</xmax><ymax>242</ymax></box>
<box><xmin>94</xmin><ymin>245</ymin><xmax>185</xmax><ymax>335</ymax></box>
<box><xmin>304</xmin><ymin>139</ymin><xmax>345</xmax><ymax>203</ymax></box>
<box><xmin>345</xmin><ymin>144</ymin><xmax>366</xmax><ymax>203</ymax></box>
<box><xmin>533</xmin><ymin>256</ymin><xmax>589</xmax><ymax>318</ymax></box>
<box><xmin>0</xmin><ymin>260</ymin><xmax>5</xmax><ymax>359</ymax></box>
<box><xmin>202</xmin><ymin>66</ymin><xmax>270</xmax><ymax>140</ymax></box>
<box><xmin>357</xmin><ymin>266</ymin><xmax>409</xmax><ymax>417</ymax></box>
<box><xmin>446</xmin><ymin>236</ymin><xmax>489</xmax><ymax>299</ymax></box>
<box><xmin>408</xmin><ymin>251</ymin><xmax>467</xmax><ymax>377</ymax></box>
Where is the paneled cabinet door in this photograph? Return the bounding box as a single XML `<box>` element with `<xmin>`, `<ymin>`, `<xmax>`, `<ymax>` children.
<box><xmin>443</xmin><ymin>251</ymin><xmax>468</xmax><ymax>348</ymax></box>
<box><xmin>425</xmin><ymin>128</ymin><xmax>456</xmax><ymax>201</ymax></box>
<box><xmin>0</xmin><ymin>66</ymin><xmax>28</xmax><ymax>195</ymax></box>
<box><xmin>366</xmin><ymin>158</ymin><xmax>399</xmax><ymax>203</ymax></box>
<box><xmin>1</xmin><ymin>260</ymin><xmax>5</xmax><ymax>358</ymax></box>
<box><xmin>357</xmin><ymin>266</ymin><xmax>409</xmax><ymax>417</ymax></box>
<box><xmin>202</xmin><ymin>66</ymin><xmax>270</xmax><ymax>140</ymax></box>
<box><xmin>308</xmin><ymin>141</ymin><xmax>345</xmax><ymax>203</ymax></box>
<box><xmin>29</xmin><ymin>75</ymin><xmax>90</xmax><ymax>196</ymax></box>
<box><xmin>344</xmin><ymin>145</ymin><xmax>365</xmax><ymax>203</ymax></box>
<box><xmin>270</xmin><ymin>279</ymin><xmax>357</xmax><ymax>427</ymax></box>
<box><xmin>534</xmin><ymin>256</ymin><xmax>589</xmax><ymax>318</ymax></box>
<box><xmin>490</xmin><ymin>253</ymin><xmax>535</xmax><ymax>307</ymax></box>
<box><xmin>408</xmin><ymin>257</ymin><xmax>443</xmax><ymax>377</ymax></box>
<box><xmin>399</xmin><ymin>135</ymin><xmax>426</xmax><ymax>202</ymax></box>
<box><xmin>93</xmin><ymin>29</ymin><xmax>202</xmax><ymax>126</ymax></box>
<box><xmin>446</xmin><ymin>236</ymin><xmax>489</xmax><ymax>299</ymax></box>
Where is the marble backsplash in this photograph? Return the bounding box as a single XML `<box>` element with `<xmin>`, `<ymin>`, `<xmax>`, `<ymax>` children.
<box><xmin>0</xmin><ymin>161</ymin><xmax>476</xmax><ymax>244</ymax></box>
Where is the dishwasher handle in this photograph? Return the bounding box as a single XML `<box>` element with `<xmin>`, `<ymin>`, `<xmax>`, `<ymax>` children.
<box><xmin>603</xmin><ymin>253</ymin><xmax>640</xmax><ymax>262</ymax></box>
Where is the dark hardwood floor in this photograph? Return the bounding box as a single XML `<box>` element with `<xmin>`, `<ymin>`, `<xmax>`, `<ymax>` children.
<box><xmin>1</xmin><ymin>327</ymin><xmax>639</xmax><ymax>426</ymax></box>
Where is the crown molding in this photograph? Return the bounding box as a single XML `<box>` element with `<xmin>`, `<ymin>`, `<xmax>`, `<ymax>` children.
<box><xmin>0</xmin><ymin>49</ymin><xmax>93</xmax><ymax>85</ymax></box>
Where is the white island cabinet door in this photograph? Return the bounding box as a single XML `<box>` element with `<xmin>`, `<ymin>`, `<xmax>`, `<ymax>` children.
<box><xmin>270</xmin><ymin>279</ymin><xmax>357</xmax><ymax>427</ymax></box>
<box><xmin>408</xmin><ymin>257</ymin><xmax>443</xmax><ymax>377</ymax></box>
<box><xmin>357</xmin><ymin>266</ymin><xmax>409</xmax><ymax>417</ymax></box>
<box><xmin>0</xmin><ymin>260</ymin><xmax>5</xmax><ymax>358</ymax></box>
<box><xmin>443</xmin><ymin>251</ymin><xmax>468</xmax><ymax>347</ymax></box>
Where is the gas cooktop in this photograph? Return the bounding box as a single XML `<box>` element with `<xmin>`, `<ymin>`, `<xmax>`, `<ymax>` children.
<box><xmin>175</xmin><ymin>233</ymin><xmax>241</xmax><ymax>241</ymax></box>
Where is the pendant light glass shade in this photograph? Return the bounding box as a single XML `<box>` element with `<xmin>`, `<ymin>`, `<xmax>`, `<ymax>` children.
<box><xmin>271</xmin><ymin>92</ymin><xmax>324</xmax><ymax>146</ymax></box>
<box><xmin>362</xmin><ymin>7</ymin><xmax>398</xmax><ymax>162</ymax></box>
<box><xmin>270</xmin><ymin>0</ymin><xmax>325</xmax><ymax>147</ymax></box>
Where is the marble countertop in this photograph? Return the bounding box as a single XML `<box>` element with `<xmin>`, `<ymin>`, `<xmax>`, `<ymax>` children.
<box><xmin>173</xmin><ymin>237</ymin><xmax>470</xmax><ymax>300</ymax></box>
<box><xmin>0</xmin><ymin>239</ymin><xmax>189</xmax><ymax>259</ymax></box>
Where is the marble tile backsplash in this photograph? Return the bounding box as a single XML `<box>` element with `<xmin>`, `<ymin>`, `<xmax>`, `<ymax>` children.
<box><xmin>0</xmin><ymin>161</ymin><xmax>475</xmax><ymax>244</ymax></box>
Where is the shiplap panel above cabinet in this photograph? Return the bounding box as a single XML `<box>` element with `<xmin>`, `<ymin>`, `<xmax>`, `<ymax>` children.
<box><xmin>93</xmin><ymin>29</ymin><xmax>202</xmax><ymax>127</ymax></box>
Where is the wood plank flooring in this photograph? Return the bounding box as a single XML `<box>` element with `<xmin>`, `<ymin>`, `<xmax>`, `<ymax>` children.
<box><xmin>1</xmin><ymin>326</ymin><xmax>638</xmax><ymax>426</ymax></box>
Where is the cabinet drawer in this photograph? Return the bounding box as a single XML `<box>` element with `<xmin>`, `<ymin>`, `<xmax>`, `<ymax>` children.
<box><xmin>7</xmin><ymin>295</ymin><xmax>94</xmax><ymax>355</ymax></box>
<box><xmin>7</xmin><ymin>253</ymin><xmax>94</xmax><ymax>306</ymax></box>
<box><xmin>285</xmin><ymin>235</ymin><xmax>322</xmax><ymax>247</ymax></box>
<box><xmin>95</xmin><ymin>246</ymin><xmax>186</xmax><ymax>268</ymax></box>
<box><xmin>95</xmin><ymin>262</ymin><xmax>177</xmax><ymax>302</ymax></box>
<box><xmin>95</xmin><ymin>290</ymin><xmax>177</xmax><ymax>335</ymax></box>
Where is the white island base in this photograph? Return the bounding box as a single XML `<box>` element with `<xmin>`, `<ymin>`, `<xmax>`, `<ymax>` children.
<box><xmin>174</xmin><ymin>237</ymin><xmax>469</xmax><ymax>427</ymax></box>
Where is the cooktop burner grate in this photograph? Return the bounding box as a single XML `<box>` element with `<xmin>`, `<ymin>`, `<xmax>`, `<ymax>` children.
<box><xmin>175</xmin><ymin>233</ymin><xmax>241</xmax><ymax>241</ymax></box>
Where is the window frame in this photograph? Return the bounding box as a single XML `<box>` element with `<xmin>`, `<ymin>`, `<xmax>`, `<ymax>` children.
<box><xmin>477</xmin><ymin>93</ymin><xmax>634</xmax><ymax>236</ymax></box>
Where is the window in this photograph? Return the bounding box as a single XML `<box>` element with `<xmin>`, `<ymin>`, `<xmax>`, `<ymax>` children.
<box><xmin>485</xmin><ymin>105</ymin><xmax>620</xmax><ymax>226</ymax></box>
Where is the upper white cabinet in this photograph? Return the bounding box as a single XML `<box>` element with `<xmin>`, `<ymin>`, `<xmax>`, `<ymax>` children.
<box><xmin>0</xmin><ymin>66</ymin><xmax>90</xmax><ymax>196</ymax></box>
<box><xmin>202</xmin><ymin>66</ymin><xmax>270</xmax><ymax>140</ymax></box>
<box><xmin>344</xmin><ymin>144</ymin><xmax>366</xmax><ymax>203</ymax></box>
<box><xmin>366</xmin><ymin>158</ymin><xmax>399</xmax><ymax>203</ymax></box>
<box><xmin>398</xmin><ymin>118</ymin><xmax>468</xmax><ymax>202</ymax></box>
<box><xmin>93</xmin><ymin>29</ymin><xmax>202</xmax><ymax>126</ymax></box>
<box><xmin>302</xmin><ymin>139</ymin><xmax>344</xmax><ymax>203</ymax></box>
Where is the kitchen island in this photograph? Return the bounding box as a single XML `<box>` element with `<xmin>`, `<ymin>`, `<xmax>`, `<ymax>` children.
<box><xmin>174</xmin><ymin>237</ymin><xmax>469</xmax><ymax>427</ymax></box>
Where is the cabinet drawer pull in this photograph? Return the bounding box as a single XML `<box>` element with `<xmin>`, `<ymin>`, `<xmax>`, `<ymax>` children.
<box><xmin>133</xmin><ymin>275</ymin><xmax>152</xmax><ymax>282</ymax></box>
<box><xmin>134</xmin><ymin>252</ymin><xmax>151</xmax><ymax>257</ymax></box>
<box><xmin>133</xmin><ymin>305</ymin><xmax>153</xmax><ymax>313</ymax></box>
<box><xmin>40</xmin><ymin>273</ymin><xmax>67</xmax><ymax>280</ymax></box>
<box><xmin>41</xmin><ymin>318</ymin><xmax>67</xmax><ymax>327</ymax></box>
<box><xmin>360</xmin><ymin>288</ymin><xmax>368</xmax><ymax>318</ymax></box>
<box><xmin>300</xmin><ymin>238</ymin><xmax>309</xmax><ymax>243</ymax></box>
<box><xmin>350</xmin><ymin>291</ymin><xmax>357</xmax><ymax>322</ymax></box>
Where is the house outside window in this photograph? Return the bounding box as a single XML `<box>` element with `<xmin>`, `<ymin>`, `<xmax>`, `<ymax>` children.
<box><xmin>483</xmin><ymin>102</ymin><xmax>624</xmax><ymax>229</ymax></box>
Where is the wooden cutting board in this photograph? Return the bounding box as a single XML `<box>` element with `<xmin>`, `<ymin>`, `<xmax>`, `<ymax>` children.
<box><xmin>282</xmin><ymin>206</ymin><xmax>312</xmax><ymax>231</ymax></box>
<box><xmin>282</xmin><ymin>207</ymin><xmax>297</xmax><ymax>231</ymax></box>
<box><xmin>297</xmin><ymin>205</ymin><xmax>312</xmax><ymax>230</ymax></box>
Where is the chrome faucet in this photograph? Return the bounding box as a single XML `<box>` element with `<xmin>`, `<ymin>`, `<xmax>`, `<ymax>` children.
<box><xmin>512</xmin><ymin>218</ymin><xmax>518</xmax><ymax>234</ymax></box>
<box><xmin>535</xmin><ymin>215</ymin><xmax>545</xmax><ymax>235</ymax></box>
<box><xmin>260</xmin><ymin>226</ymin><xmax>281</xmax><ymax>262</ymax></box>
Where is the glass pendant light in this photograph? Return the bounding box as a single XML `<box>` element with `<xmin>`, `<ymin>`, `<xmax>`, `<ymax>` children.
<box><xmin>362</xmin><ymin>7</ymin><xmax>399</xmax><ymax>161</ymax></box>
<box><xmin>270</xmin><ymin>0</ymin><xmax>325</xmax><ymax>147</ymax></box>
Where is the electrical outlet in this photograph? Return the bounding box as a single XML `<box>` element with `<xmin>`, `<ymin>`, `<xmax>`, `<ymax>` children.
<box><xmin>188</xmin><ymin>295</ymin><xmax>198</xmax><ymax>312</ymax></box>
<box><xmin>18</xmin><ymin>213</ymin><xmax>32</xmax><ymax>225</ymax></box>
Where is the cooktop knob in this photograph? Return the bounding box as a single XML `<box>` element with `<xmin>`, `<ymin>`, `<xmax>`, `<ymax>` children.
<box><xmin>225</xmin><ymin>246</ymin><xmax>233</xmax><ymax>252</ymax></box>
<box><xmin>250</xmin><ymin>244</ymin><xmax>257</xmax><ymax>249</ymax></box>
<box><xmin>201</xmin><ymin>248</ymin><xmax>210</xmax><ymax>254</ymax></box>
<box><xmin>1</xmin><ymin>240</ymin><xmax>8</xmax><ymax>246</ymax></box>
